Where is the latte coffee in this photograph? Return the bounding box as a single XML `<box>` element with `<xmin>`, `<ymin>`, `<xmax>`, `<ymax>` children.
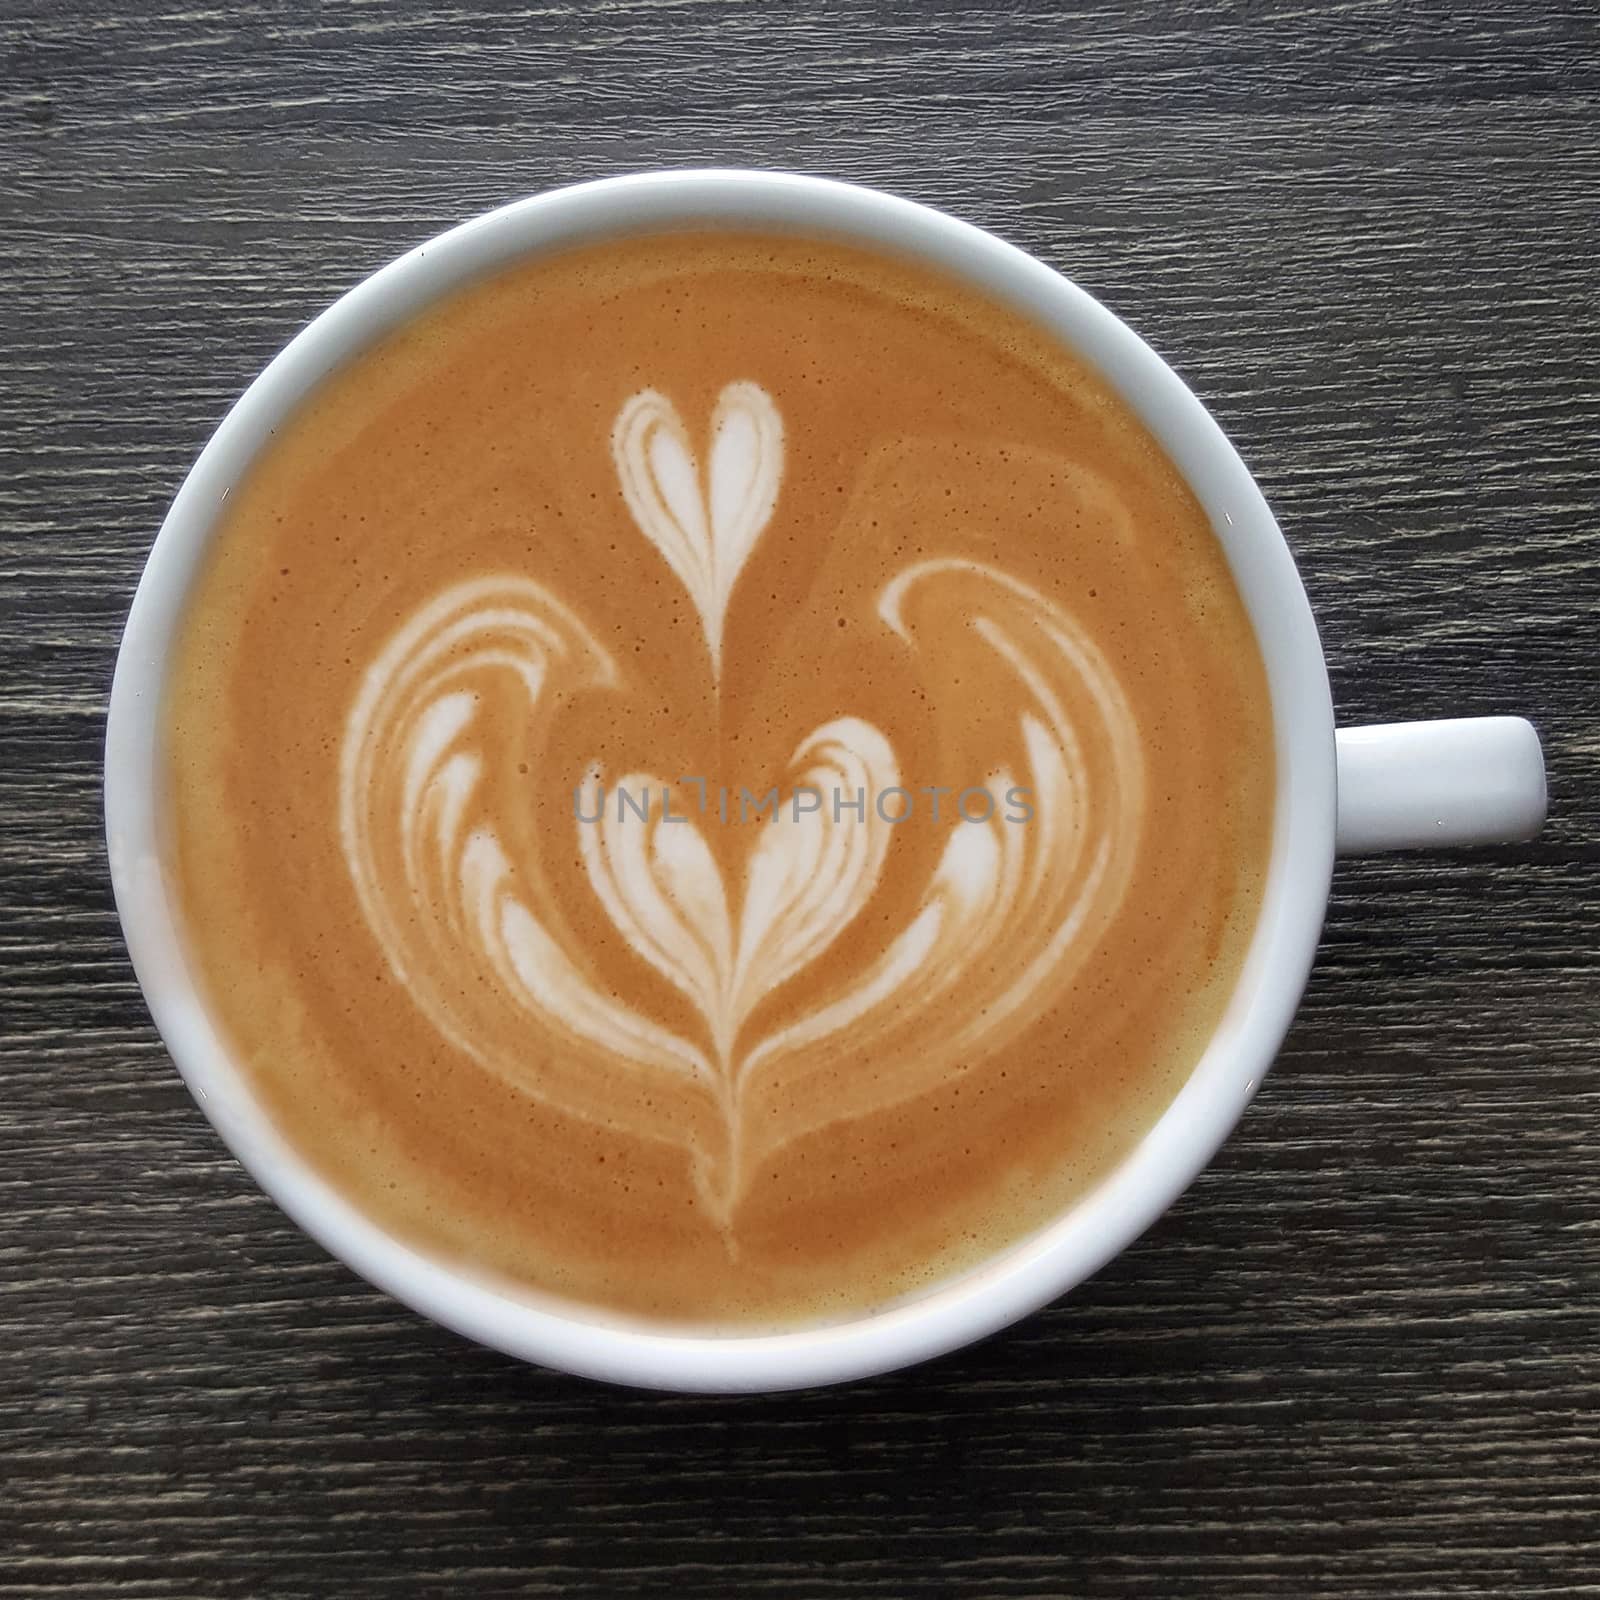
<box><xmin>164</xmin><ymin>230</ymin><xmax>1274</xmax><ymax>1327</ymax></box>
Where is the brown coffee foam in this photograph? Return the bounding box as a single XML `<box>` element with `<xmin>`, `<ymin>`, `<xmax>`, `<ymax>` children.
<box><xmin>163</xmin><ymin>231</ymin><xmax>1273</xmax><ymax>1327</ymax></box>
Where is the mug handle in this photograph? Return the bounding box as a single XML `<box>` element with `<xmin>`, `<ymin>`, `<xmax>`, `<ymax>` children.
<box><xmin>1335</xmin><ymin>717</ymin><xmax>1547</xmax><ymax>853</ymax></box>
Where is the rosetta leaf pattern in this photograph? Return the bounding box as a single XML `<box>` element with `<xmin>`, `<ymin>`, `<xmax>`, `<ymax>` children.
<box><xmin>339</xmin><ymin>383</ymin><xmax>1144</xmax><ymax>1227</ymax></box>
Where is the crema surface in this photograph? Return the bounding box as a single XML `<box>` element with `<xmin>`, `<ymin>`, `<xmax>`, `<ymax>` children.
<box><xmin>164</xmin><ymin>232</ymin><xmax>1274</xmax><ymax>1327</ymax></box>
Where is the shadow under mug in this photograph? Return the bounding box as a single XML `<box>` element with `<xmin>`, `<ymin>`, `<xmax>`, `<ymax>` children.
<box><xmin>105</xmin><ymin>171</ymin><xmax>1548</xmax><ymax>1392</ymax></box>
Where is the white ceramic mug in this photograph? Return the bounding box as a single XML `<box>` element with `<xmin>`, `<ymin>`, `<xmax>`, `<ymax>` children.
<box><xmin>105</xmin><ymin>171</ymin><xmax>1547</xmax><ymax>1392</ymax></box>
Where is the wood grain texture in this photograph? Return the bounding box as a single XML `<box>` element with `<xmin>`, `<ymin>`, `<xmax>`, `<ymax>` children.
<box><xmin>2</xmin><ymin>0</ymin><xmax>1597</xmax><ymax>1594</ymax></box>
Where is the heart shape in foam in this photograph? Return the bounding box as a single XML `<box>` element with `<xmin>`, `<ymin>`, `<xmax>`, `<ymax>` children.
<box><xmin>611</xmin><ymin>382</ymin><xmax>783</xmax><ymax>679</ymax></box>
<box><xmin>577</xmin><ymin>719</ymin><xmax>900</xmax><ymax>1065</ymax></box>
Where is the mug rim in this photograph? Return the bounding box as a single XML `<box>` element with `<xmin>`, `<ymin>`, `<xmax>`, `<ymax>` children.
<box><xmin>105</xmin><ymin>169</ymin><xmax>1335</xmax><ymax>1391</ymax></box>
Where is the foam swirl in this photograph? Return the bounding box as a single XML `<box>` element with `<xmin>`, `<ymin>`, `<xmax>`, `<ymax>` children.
<box><xmin>339</xmin><ymin>385</ymin><xmax>1146</xmax><ymax>1228</ymax></box>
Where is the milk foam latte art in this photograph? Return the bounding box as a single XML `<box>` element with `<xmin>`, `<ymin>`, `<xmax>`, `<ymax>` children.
<box><xmin>340</xmin><ymin>379</ymin><xmax>1144</xmax><ymax>1227</ymax></box>
<box><xmin>164</xmin><ymin>231</ymin><xmax>1274</xmax><ymax>1324</ymax></box>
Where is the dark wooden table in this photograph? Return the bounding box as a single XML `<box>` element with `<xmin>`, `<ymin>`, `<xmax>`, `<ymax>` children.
<box><xmin>4</xmin><ymin>3</ymin><xmax>1597</xmax><ymax>1594</ymax></box>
